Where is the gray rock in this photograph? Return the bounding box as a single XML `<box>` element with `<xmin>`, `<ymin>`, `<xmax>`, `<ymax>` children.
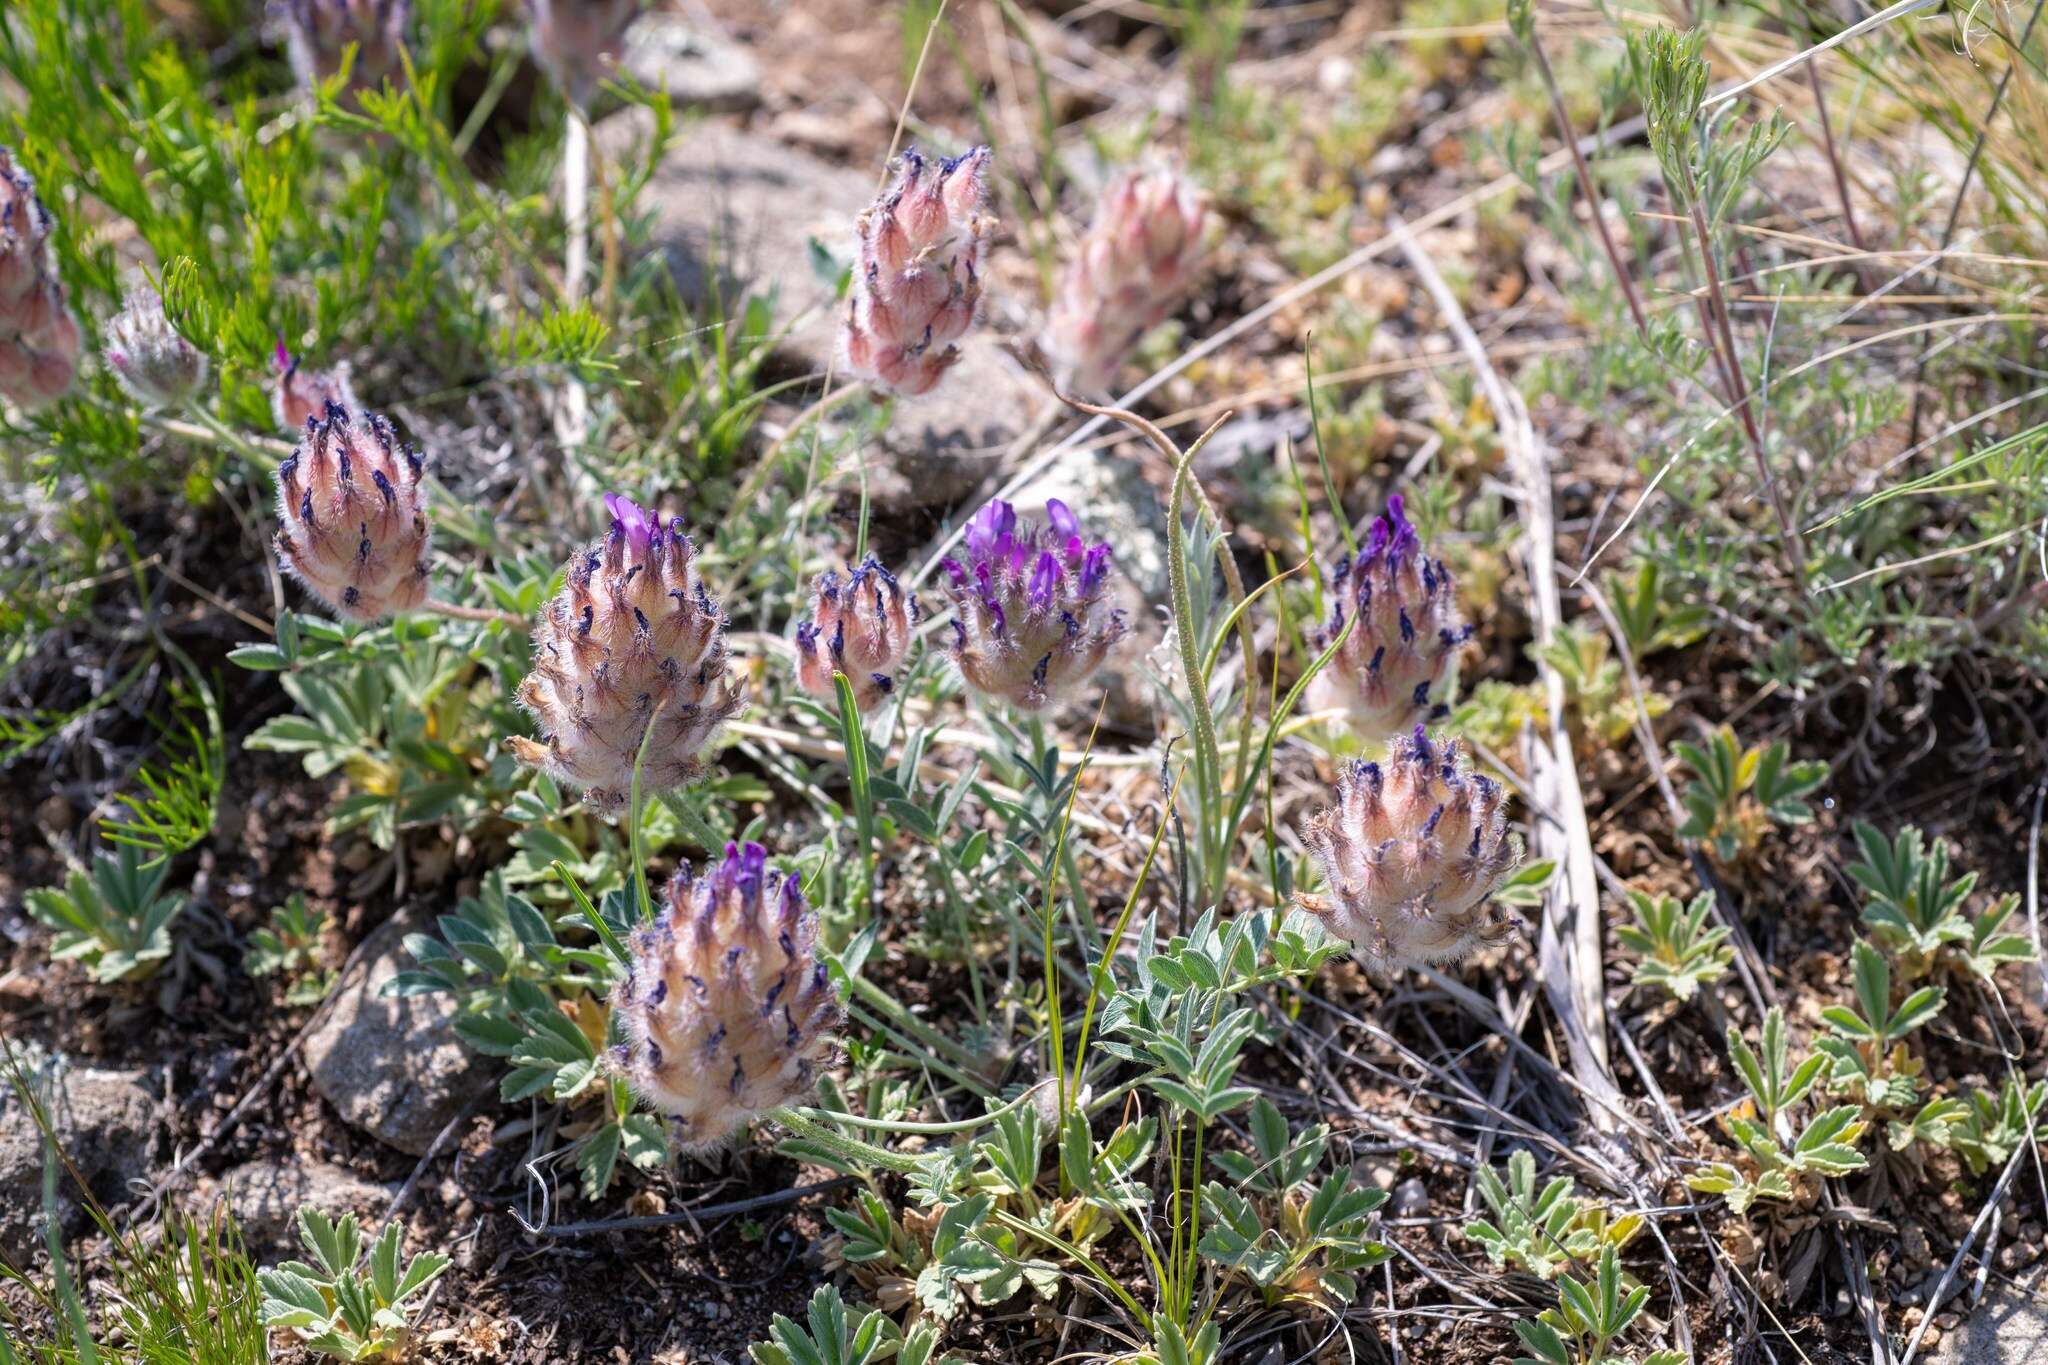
<box><xmin>303</xmin><ymin>918</ymin><xmax>494</xmax><ymax>1156</ymax></box>
<box><xmin>208</xmin><ymin>1157</ymin><xmax>395</xmax><ymax>1253</ymax></box>
<box><xmin>600</xmin><ymin>116</ymin><xmax>1037</xmax><ymax>507</ymax></box>
<box><xmin>0</xmin><ymin>1059</ymin><xmax>158</xmax><ymax>1263</ymax></box>
<box><xmin>1933</xmin><ymin>1284</ymin><xmax>2048</xmax><ymax>1364</ymax></box>
<box><xmin>617</xmin><ymin>18</ymin><xmax>761</xmax><ymax>114</ymax></box>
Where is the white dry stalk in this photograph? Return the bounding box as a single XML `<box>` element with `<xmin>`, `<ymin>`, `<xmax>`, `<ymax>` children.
<box><xmin>554</xmin><ymin>109</ymin><xmax>598</xmax><ymax>504</ymax></box>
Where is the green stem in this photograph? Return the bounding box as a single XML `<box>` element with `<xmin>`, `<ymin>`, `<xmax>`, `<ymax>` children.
<box><xmin>627</xmin><ymin>701</ymin><xmax>667</xmax><ymax>921</ymax></box>
<box><xmin>767</xmin><ymin>1107</ymin><xmax>925</xmax><ymax>1174</ymax></box>
<box><xmin>180</xmin><ymin>403</ymin><xmax>280</xmax><ymax>475</ymax></box>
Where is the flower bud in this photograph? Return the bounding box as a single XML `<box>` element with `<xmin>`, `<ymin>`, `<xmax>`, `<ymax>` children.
<box><xmin>612</xmin><ymin>841</ymin><xmax>841</xmax><ymax>1146</ymax></box>
<box><xmin>0</xmin><ymin>146</ymin><xmax>81</xmax><ymax>411</ymax></box>
<box><xmin>1299</xmin><ymin>727</ymin><xmax>1519</xmax><ymax>971</ymax></box>
<box><xmin>839</xmin><ymin>145</ymin><xmax>994</xmax><ymax>398</ymax></box>
<box><xmin>272</xmin><ymin>342</ymin><xmax>358</xmax><ymax>434</ymax></box>
<box><xmin>511</xmin><ymin>492</ymin><xmax>744</xmax><ymax>811</ymax></box>
<box><xmin>1309</xmin><ymin>495</ymin><xmax>1472</xmax><ymax>741</ymax></box>
<box><xmin>103</xmin><ymin>287</ymin><xmax>209</xmax><ymax>408</ymax></box>
<box><xmin>794</xmin><ymin>557</ymin><xmax>920</xmax><ymax>713</ymax></box>
<box><xmin>274</xmin><ymin>402</ymin><xmax>432</xmax><ymax>621</ymax></box>
<box><xmin>274</xmin><ymin>0</ymin><xmax>410</xmax><ymax>94</ymax></box>
<box><xmin>528</xmin><ymin>0</ymin><xmax>643</xmax><ymax>102</ymax></box>
<box><xmin>939</xmin><ymin>497</ymin><xmax>1126</xmax><ymax>712</ymax></box>
<box><xmin>1043</xmin><ymin>167</ymin><xmax>1209</xmax><ymax>393</ymax></box>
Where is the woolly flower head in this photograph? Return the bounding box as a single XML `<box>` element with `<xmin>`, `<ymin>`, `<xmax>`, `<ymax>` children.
<box><xmin>1043</xmin><ymin>167</ymin><xmax>1209</xmax><ymax>393</ymax></box>
<box><xmin>840</xmin><ymin>145</ymin><xmax>994</xmax><ymax>398</ymax></box>
<box><xmin>1309</xmin><ymin>495</ymin><xmax>1472</xmax><ymax>742</ymax></box>
<box><xmin>511</xmin><ymin>492</ymin><xmax>744</xmax><ymax>811</ymax></box>
<box><xmin>272</xmin><ymin>343</ymin><xmax>358</xmax><ymax>434</ymax></box>
<box><xmin>274</xmin><ymin>0</ymin><xmax>410</xmax><ymax>93</ymax></box>
<box><xmin>274</xmin><ymin>402</ymin><xmax>431</xmax><ymax>621</ymax></box>
<box><xmin>1299</xmin><ymin>727</ymin><xmax>1519</xmax><ymax>972</ymax></box>
<box><xmin>794</xmin><ymin>558</ymin><xmax>920</xmax><ymax>714</ymax></box>
<box><xmin>528</xmin><ymin>0</ymin><xmax>642</xmax><ymax>102</ymax></box>
<box><xmin>0</xmin><ymin>146</ymin><xmax>81</xmax><ymax>410</ymax></box>
<box><xmin>939</xmin><ymin>497</ymin><xmax>1126</xmax><ymax>712</ymax></box>
<box><xmin>612</xmin><ymin>841</ymin><xmax>841</xmax><ymax>1146</ymax></box>
<box><xmin>103</xmin><ymin>287</ymin><xmax>209</xmax><ymax>408</ymax></box>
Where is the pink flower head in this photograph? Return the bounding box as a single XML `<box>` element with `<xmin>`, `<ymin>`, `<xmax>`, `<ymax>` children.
<box><xmin>1309</xmin><ymin>495</ymin><xmax>1472</xmax><ymax>742</ymax></box>
<box><xmin>273</xmin><ymin>402</ymin><xmax>432</xmax><ymax>621</ymax></box>
<box><xmin>613</xmin><ymin>840</ymin><xmax>841</xmax><ymax>1147</ymax></box>
<box><xmin>1299</xmin><ymin>727</ymin><xmax>1519</xmax><ymax>973</ymax></box>
<box><xmin>939</xmin><ymin>496</ymin><xmax>1125</xmax><ymax>711</ymax></box>
<box><xmin>512</xmin><ymin>491</ymin><xmax>744</xmax><ymax>811</ymax></box>
<box><xmin>104</xmin><ymin>286</ymin><xmax>209</xmax><ymax>408</ymax></box>
<box><xmin>839</xmin><ymin>145</ymin><xmax>995</xmax><ymax>398</ymax></box>
<box><xmin>0</xmin><ymin>145</ymin><xmax>81</xmax><ymax>410</ymax></box>
<box><xmin>794</xmin><ymin>557</ymin><xmax>920</xmax><ymax>713</ymax></box>
<box><xmin>1043</xmin><ymin>166</ymin><xmax>1209</xmax><ymax>393</ymax></box>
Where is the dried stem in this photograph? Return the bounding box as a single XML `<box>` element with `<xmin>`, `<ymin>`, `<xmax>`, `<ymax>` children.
<box><xmin>1802</xmin><ymin>58</ymin><xmax>1866</xmax><ymax>255</ymax></box>
<box><xmin>1525</xmin><ymin>26</ymin><xmax>1650</xmax><ymax>338</ymax></box>
<box><xmin>1688</xmin><ymin>201</ymin><xmax>1808</xmax><ymax>596</ymax></box>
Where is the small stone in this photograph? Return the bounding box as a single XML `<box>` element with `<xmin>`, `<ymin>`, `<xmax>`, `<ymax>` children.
<box><xmin>1928</xmin><ymin>1284</ymin><xmax>2048</xmax><ymax>1364</ymax></box>
<box><xmin>616</xmin><ymin>19</ymin><xmax>761</xmax><ymax>114</ymax></box>
<box><xmin>208</xmin><ymin>1157</ymin><xmax>395</xmax><ymax>1253</ymax></box>
<box><xmin>1389</xmin><ymin>1176</ymin><xmax>1429</xmax><ymax>1219</ymax></box>
<box><xmin>302</xmin><ymin>918</ymin><xmax>495</xmax><ymax>1155</ymax></box>
<box><xmin>0</xmin><ymin>1059</ymin><xmax>158</xmax><ymax>1263</ymax></box>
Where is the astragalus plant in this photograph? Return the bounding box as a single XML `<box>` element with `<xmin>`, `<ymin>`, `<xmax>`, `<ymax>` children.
<box><xmin>258</xmin><ymin>1209</ymin><xmax>448</xmax><ymax>1362</ymax></box>
<box><xmin>1297</xmin><ymin>727</ymin><xmax>1519</xmax><ymax>971</ymax></box>
<box><xmin>612</xmin><ymin>841</ymin><xmax>843</xmax><ymax>1146</ymax></box>
<box><xmin>0</xmin><ymin>142</ymin><xmax>80</xmax><ymax>408</ymax></box>
<box><xmin>272</xmin><ymin>403</ymin><xmax>433</xmax><ymax>621</ymax></box>
<box><xmin>1308</xmin><ymin>495</ymin><xmax>1472</xmax><ymax>742</ymax></box>
<box><xmin>938</xmin><ymin>497</ymin><xmax>1127</xmax><ymax>712</ymax></box>
<box><xmin>512</xmin><ymin>492</ymin><xmax>745</xmax><ymax>810</ymax></box>
<box><xmin>839</xmin><ymin>146</ymin><xmax>994</xmax><ymax>397</ymax></box>
<box><xmin>1042</xmin><ymin>165</ymin><xmax>1210</xmax><ymax>393</ymax></box>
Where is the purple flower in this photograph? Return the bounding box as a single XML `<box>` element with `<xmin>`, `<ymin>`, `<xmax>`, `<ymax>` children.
<box><xmin>1310</xmin><ymin>494</ymin><xmax>1470</xmax><ymax>742</ymax></box>
<box><xmin>512</xmin><ymin>487</ymin><xmax>741</xmax><ymax>810</ymax></box>
<box><xmin>604</xmin><ymin>491</ymin><xmax>657</xmax><ymax>558</ymax></box>
<box><xmin>792</xmin><ymin>554</ymin><xmax>919</xmax><ymax>713</ymax></box>
<box><xmin>940</xmin><ymin>497</ymin><xmax>1126</xmax><ymax>711</ymax></box>
<box><xmin>615</xmin><ymin>839</ymin><xmax>841</xmax><ymax>1145</ymax></box>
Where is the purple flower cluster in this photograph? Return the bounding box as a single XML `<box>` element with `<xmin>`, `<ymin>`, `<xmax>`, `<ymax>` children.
<box><xmin>840</xmin><ymin>146</ymin><xmax>993</xmax><ymax>398</ymax></box>
<box><xmin>939</xmin><ymin>497</ymin><xmax>1126</xmax><ymax>712</ymax></box>
<box><xmin>794</xmin><ymin>557</ymin><xmax>920</xmax><ymax>714</ymax></box>
<box><xmin>612</xmin><ymin>840</ymin><xmax>841</xmax><ymax>1146</ymax></box>
<box><xmin>1299</xmin><ymin>726</ymin><xmax>1519</xmax><ymax>972</ymax></box>
<box><xmin>1310</xmin><ymin>495</ymin><xmax>1473</xmax><ymax>742</ymax></box>
<box><xmin>511</xmin><ymin>492</ymin><xmax>744</xmax><ymax>811</ymax></box>
<box><xmin>273</xmin><ymin>401</ymin><xmax>432</xmax><ymax>621</ymax></box>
